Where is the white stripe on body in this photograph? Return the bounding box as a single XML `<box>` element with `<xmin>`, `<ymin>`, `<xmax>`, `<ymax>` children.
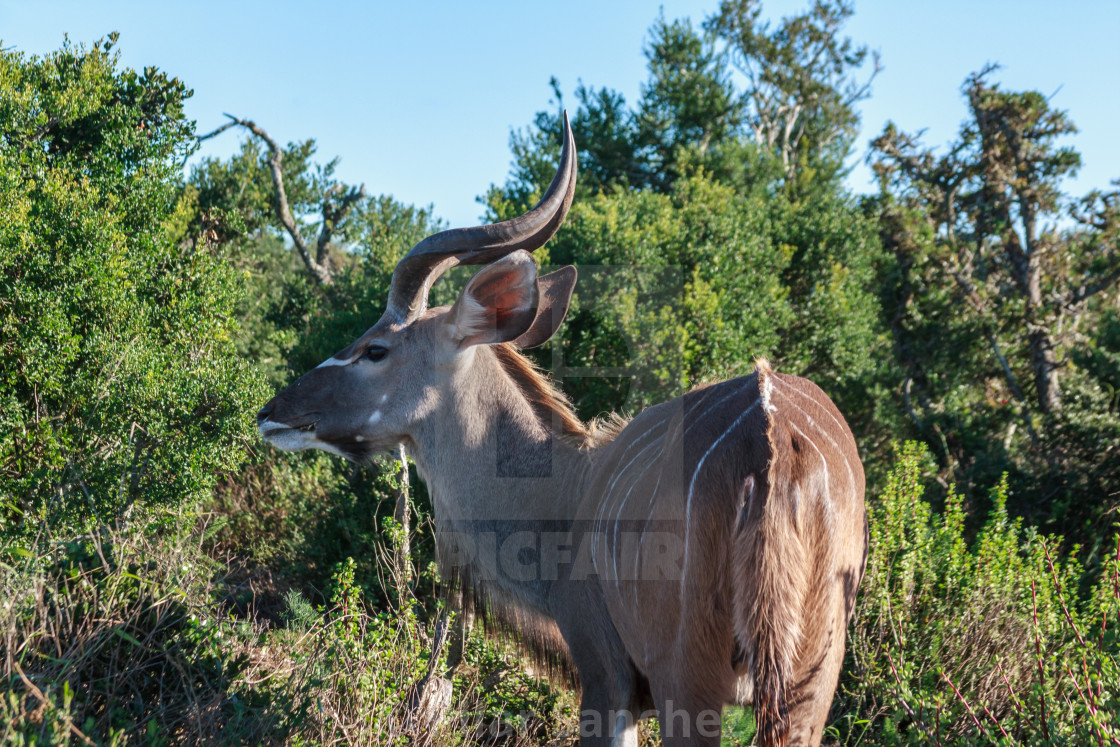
<box><xmin>787</xmin><ymin>421</ymin><xmax>831</xmax><ymax>526</ymax></box>
<box><xmin>683</xmin><ymin>383</ymin><xmax>750</xmax><ymax>438</ymax></box>
<box><xmin>761</xmin><ymin>371</ymin><xmax>776</xmax><ymax>413</ymax></box>
<box><xmin>591</xmin><ymin>416</ymin><xmax>668</xmax><ymax>563</ymax></box>
<box><xmin>614</xmin><ymin>379</ymin><xmax>749</xmax><ymax>592</ymax></box>
<box><xmin>769</xmin><ymin>376</ymin><xmax>856</xmax><ymax>495</ymax></box>
<box><xmin>679</xmin><ymin>397</ymin><xmax>763</xmax><ymax>611</ymax></box>
<box><xmin>631</xmin><ymin>465</ymin><xmax>666</xmax><ymax>611</ymax></box>
<box><xmin>609</xmin><ymin>437</ymin><xmax>664</xmax><ymax>589</ymax></box>
<box><xmin>625</xmin><ymin>378</ymin><xmax>752</xmax><ymax>607</ymax></box>
<box><xmin>593</xmin><ymin>430</ymin><xmax>665</xmax><ymax>572</ymax></box>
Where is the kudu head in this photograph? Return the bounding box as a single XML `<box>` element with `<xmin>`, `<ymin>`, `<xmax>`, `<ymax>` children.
<box><xmin>257</xmin><ymin>114</ymin><xmax>578</xmax><ymax>461</ymax></box>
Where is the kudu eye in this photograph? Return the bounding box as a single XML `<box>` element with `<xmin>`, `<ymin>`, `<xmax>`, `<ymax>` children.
<box><xmin>364</xmin><ymin>345</ymin><xmax>389</xmax><ymax>363</ymax></box>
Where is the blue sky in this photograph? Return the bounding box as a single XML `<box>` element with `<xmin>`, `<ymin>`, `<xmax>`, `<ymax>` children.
<box><xmin>3</xmin><ymin>1</ymin><xmax>1117</xmax><ymax>228</ymax></box>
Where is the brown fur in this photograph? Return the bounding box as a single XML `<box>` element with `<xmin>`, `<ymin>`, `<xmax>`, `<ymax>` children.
<box><xmin>739</xmin><ymin>360</ymin><xmax>800</xmax><ymax>746</ymax></box>
<box><xmin>448</xmin><ymin>564</ymin><xmax>580</xmax><ymax>688</ymax></box>
<box><xmin>569</xmin><ymin>362</ymin><xmax>865</xmax><ymax>745</ymax></box>
<box><xmin>493</xmin><ymin>344</ymin><xmax>589</xmax><ymax>441</ymax></box>
<box><xmin>440</xmin><ymin>350</ymin><xmax>864</xmax><ymax>745</ymax></box>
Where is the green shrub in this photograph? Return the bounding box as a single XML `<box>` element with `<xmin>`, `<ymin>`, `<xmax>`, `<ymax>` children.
<box><xmin>0</xmin><ymin>491</ymin><xmax>572</xmax><ymax>746</ymax></box>
<box><xmin>835</xmin><ymin>442</ymin><xmax>1120</xmax><ymax>745</ymax></box>
<box><xmin>0</xmin><ymin>35</ymin><xmax>266</xmax><ymax>542</ymax></box>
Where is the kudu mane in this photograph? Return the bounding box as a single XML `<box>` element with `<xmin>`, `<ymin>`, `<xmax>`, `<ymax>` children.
<box><xmin>492</xmin><ymin>343</ymin><xmax>628</xmax><ymax>449</ymax></box>
<box><xmin>454</xmin><ymin>563</ymin><xmax>581</xmax><ymax>688</ymax></box>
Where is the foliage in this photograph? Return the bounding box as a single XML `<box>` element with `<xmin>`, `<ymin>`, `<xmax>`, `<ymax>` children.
<box><xmin>636</xmin><ymin>14</ymin><xmax>743</xmax><ymax>192</ymax></box>
<box><xmin>1</xmin><ymin>524</ymin><xmax>301</xmax><ymax>745</ymax></box>
<box><xmin>0</xmin><ymin>35</ymin><xmax>266</xmax><ymax>542</ymax></box>
<box><xmin>540</xmin><ymin>175</ymin><xmax>791</xmax><ymax>416</ymax></box>
<box><xmin>705</xmin><ymin>0</ymin><xmax>879</xmax><ymax>190</ymax></box>
<box><xmin>488</xmin><ymin>0</ymin><xmax>876</xmax><ymax>207</ymax></box>
<box><xmin>836</xmin><ymin>442</ymin><xmax>1120</xmax><ymax>745</ymax></box>
<box><xmin>187</xmin><ymin>136</ymin><xmax>443</xmax><ymax>388</ymax></box>
<box><xmin>871</xmin><ymin>67</ymin><xmax>1120</xmax><ymax>536</ymax></box>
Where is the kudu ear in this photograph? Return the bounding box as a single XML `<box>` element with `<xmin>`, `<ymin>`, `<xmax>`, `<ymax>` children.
<box><xmin>513</xmin><ymin>265</ymin><xmax>577</xmax><ymax>349</ymax></box>
<box><xmin>448</xmin><ymin>251</ymin><xmax>539</xmax><ymax>347</ymax></box>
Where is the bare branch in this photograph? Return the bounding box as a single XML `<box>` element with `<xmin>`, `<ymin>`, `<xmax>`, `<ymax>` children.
<box><xmin>31</xmin><ymin>116</ymin><xmax>59</xmax><ymax>142</ymax></box>
<box><xmin>903</xmin><ymin>377</ymin><xmax>924</xmax><ymax>431</ymax></box>
<box><xmin>1061</xmin><ymin>267</ymin><xmax>1120</xmax><ymax>311</ymax></box>
<box><xmin>195</xmin><ymin>119</ymin><xmax>239</xmax><ymax>143</ymax></box>
<box><xmin>220</xmin><ymin>114</ymin><xmax>343</xmax><ymax>285</ymax></box>
<box><xmin>941</xmin><ymin>259</ymin><xmax>1041</xmax><ymax>445</ymax></box>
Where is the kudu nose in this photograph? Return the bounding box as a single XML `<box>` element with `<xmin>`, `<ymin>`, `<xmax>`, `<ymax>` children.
<box><xmin>257</xmin><ymin>403</ymin><xmax>274</xmax><ymax>423</ymax></box>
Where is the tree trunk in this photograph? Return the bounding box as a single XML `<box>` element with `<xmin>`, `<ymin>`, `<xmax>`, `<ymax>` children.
<box><xmin>1028</xmin><ymin>324</ymin><xmax>1061</xmax><ymax>413</ymax></box>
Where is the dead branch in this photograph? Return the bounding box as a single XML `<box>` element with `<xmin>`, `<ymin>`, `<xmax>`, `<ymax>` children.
<box><xmin>212</xmin><ymin>114</ymin><xmax>366</xmax><ymax>285</ymax></box>
<box><xmin>940</xmin><ymin>259</ymin><xmax>1041</xmax><ymax>446</ymax></box>
<box><xmin>196</xmin><ymin>119</ymin><xmax>239</xmax><ymax>143</ymax></box>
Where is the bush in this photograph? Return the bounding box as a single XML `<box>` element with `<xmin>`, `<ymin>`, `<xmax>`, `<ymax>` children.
<box><xmin>0</xmin><ymin>35</ymin><xmax>266</xmax><ymax>541</ymax></box>
<box><xmin>0</xmin><ymin>495</ymin><xmax>578</xmax><ymax>746</ymax></box>
<box><xmin>0</xmin><ymin>524</ymin><xmax>302</xmax><ymax>745</ymax></box>
<box><xmin>835</xmin><ymin>442</ymin><xmax>1120</xmax><ymax>745</ymax></box>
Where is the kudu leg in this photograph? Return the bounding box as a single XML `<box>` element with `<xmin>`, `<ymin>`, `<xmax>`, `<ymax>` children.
<box><xmin>444</xmin><ymin>589</ymin><xmax>474</xmax><ymax>674</ymax></box>
<box><xmin>551</xmin><ymin>587</ymin><xmax>639</xmax><ymax>746</ymax></box>
<box><xmin>565</xmin><ymin>634</ymin><xmax>641</xmax><ymax>746</ymax></box>
<box><xmin>577</xmin><ymin>676</ymin><xmax>640</xmax><ymax>747</ymax></box>
<box><xmin>649</xmin><ymin>690</ymin><xmax>723</xmax><ymax>747</ymax></box>
<box><xmin>783</xmin><ymin>608</ymin><xmax>848</xmax><ymax>746</ymax></box>
<box><xmin>561</xmin><ymin>632</ymin><xmax>640</xmax><ymax>747</ymax></box>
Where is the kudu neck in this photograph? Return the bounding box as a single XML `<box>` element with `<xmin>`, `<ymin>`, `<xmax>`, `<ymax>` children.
<box><xmin>406</xmin><ymin>345</ymin><xmax>593</xmax><ymax>525</ymax></box>
<box><xmin>405</xmin><ymin>346</ymin><xmax>593</xmax><ymax>612</ymax></box>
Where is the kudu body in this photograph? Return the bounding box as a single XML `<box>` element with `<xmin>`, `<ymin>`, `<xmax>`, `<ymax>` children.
<box><xmin>258</xmin><ymin>115</ymin><xmax>867</xmax><ymax>746</ymax></box>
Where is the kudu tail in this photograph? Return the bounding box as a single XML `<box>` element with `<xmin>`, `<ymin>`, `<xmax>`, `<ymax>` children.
<box><xmin>733</xmin><ymin>367</ymin><xmax>806</xmax><ymax>747</ymax></box>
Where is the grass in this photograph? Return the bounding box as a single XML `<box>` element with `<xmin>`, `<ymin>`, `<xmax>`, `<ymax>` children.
<box><xmin>5</xmin><ymin>445</ymin><xmax>1118</xmax><ymax>745</ymax></box>
<box><xmin>0</xmin><ymin>500</ymin><xmax>582</xmax><ymax>746</ymax></box>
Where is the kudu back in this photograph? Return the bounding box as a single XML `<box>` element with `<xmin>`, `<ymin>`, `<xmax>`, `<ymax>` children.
<box><xmin>258</xmin><ymin>114</ymin><xmax>867</xmax><ymax>746</ymax></box>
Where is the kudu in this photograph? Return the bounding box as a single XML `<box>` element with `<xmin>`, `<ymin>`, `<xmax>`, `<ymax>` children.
<box><xmin>257</xmin><ymin>114</ymin><xmax>867</xmax><ymax>746</ymax></box>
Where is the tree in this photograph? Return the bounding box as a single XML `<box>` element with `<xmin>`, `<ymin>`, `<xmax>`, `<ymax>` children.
<box><xmin>635</xmin><ymin>15</ymin><xmax>742</xmax><ymax>191</ymax></box>
<box><xmin>482</xmin><ymin>78</ymin><xmax>641</xmax><ymax>221</ymax></box>
<box><xmin>872</xmin><ymin>68</ymin><xmax>1120</xmax><ymax>532</ymax></box>
<box><xmin>489</xmin><ymin>0</ymin><xmax>879</xmax><ymax>215</ymax></box>
<box><xmin>196</xmin><ymin>116</ymin><xmax>366</xmax><ymax>285</ymax></box>
<box><xmin>705</xmin><ymin>0</ymin><xmax>880</xmax><ymax>190</ymax></box>
<box><xmin>485</xmin><ymin>13</ymin><xmax>748</xmax><ymax>214</ymax></box>
<box><xmin>187</xmin><ymin>132</ymin><xmax>443</xmax><ymax>387</ymax></box>
<box><xmin>541</xmin><ymin>174</ymin><xmax>792</xmax><ymax>417</ymax></box>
